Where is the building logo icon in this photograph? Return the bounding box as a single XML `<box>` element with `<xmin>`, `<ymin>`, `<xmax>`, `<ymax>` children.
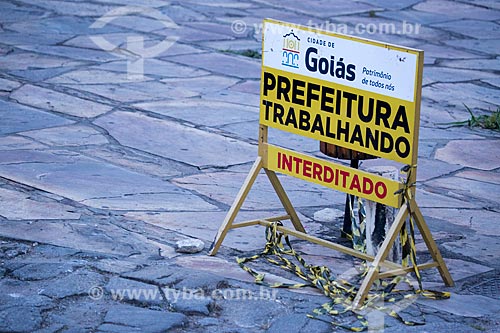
<box><xmin>282</xmin><ymin>30</ymin><xmax>300</xmax><ymax>68</ymax></box>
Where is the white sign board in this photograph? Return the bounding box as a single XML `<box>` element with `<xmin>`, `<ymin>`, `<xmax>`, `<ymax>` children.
<box><xmin>263</xmin><ymin>20</ymin><xmax>419</xmax><ymax>102</ymax></box>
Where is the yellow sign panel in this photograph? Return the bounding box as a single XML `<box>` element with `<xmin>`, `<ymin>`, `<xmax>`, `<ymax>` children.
<box><xmin>265</xmin><ymin>144</ymin><xmax>402</xmax><ymax>207</ymax></box>
<box><xmin>260</xmin><ymin>67</ymin><xmax>416</xmax><ymax>164</ymax></box>
<box><xmin>260</xmin><ymin>19</ymin><xmax>423</xmax><ymax>165</ymax></box>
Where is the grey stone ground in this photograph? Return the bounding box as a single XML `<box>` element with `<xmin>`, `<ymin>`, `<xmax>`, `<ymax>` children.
<box><xmin>0</xmin><ymin>0</ymin><xmax>499</xmax><ymax>332</ymax></box>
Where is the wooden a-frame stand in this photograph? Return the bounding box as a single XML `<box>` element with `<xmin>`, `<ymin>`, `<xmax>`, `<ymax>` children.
<box><xmin>209</xmin><ymin>125</ymin><xmax>453</xmax><ymax>308</ymax></box>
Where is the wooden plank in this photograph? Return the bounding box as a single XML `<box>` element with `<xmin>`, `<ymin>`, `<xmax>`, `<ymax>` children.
<box><xmin>232</xmin><ymin>215</ymin><xmax>291</xmax><ymax>229</ymax></box>
<box><xmin>256</xmin><ymin>220</ymin><xmax>401</xmax><ymax>269</ymax></box>
<box><xmin>258</xmin><ymin>125</ymin><xmax>268</xmax><ymax>158</ymax></box>
<box><xmin>378</xmin><ymin>262</ymin><xmax>438</xmax><ymax>279</ymax></box>
<box><xmin>264</xmin><ymin>169</ymin><xmax>306</xmax><ymax>233</ymax></box>
<box><xmin>410</xmin><ymin>200</ymin><xmax>454</xmax><ymax>286</ymax></box>
<box><xmin>208</xmin><ymin>157</ymin><xmax>263</xmax><ymax>255</ymax></box>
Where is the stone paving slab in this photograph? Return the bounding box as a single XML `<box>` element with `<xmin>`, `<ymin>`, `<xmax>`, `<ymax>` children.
<box><xmin>10</xmin><ymin>84</ymin><xmax>113</xmax><ymax>118</ymax></box>
<box><xmin>423</xmin><ymin>83</ymin><xmax>500</xmax><ymax>110</ymax></box>
<box><xmin>0</xmin><ymin>100</ymin><xmax>74</xmax><ymax>135</ymax></box>
<box><xmin>15</xmin><ymin>44</ymin><xmax>123</xmax><ymax>62</ymax></box>
<box><xmin>416</xmin><ymin>188</ymin><xmax>479</xmax><ymax>208</ymax></box>
<box><xmin>85</xmin><ymin>192</ymin><xmax>217</xmax><ymax>212</ymax></box>
<box><xmin>423</xmin><ymin>66</ymin><xmax>499</xmax><ymax>85</ymax></box>
<box><xmin>0</xmin><ymin>50</ymin><xmax>85</xmax><ymax>72</ymax></box>
<box><xmin>10</xmin><ymin>262</ymin><xmax>76</xmax><ymax>281</ymax></box>
<box><xmin>444</xmin><ymin>38</ymin><xmax>500</xmax><ymax>56</ymax></box>
<box><xmin>382</xmin><ymin>320</ymin><xmax>488</xmax><ymax>333</ymax></box>
<box><xmin>168</xmin><ymin>52</ymin><xmax>261</xmax><ymax>79</ymax></box>
<box><xmin>378</xmin><ymin>9</ymin><xmax>459</xmax><ymax>25</ymax></box>
<box><xmin>440</xmin><ymin>58</ymin><xmax>500</xmax><ymax>72</ymax></box>
<box><xmin>483</xmin><ymin>77</ymin><xmax>500</xmax><ymax>89</ymax></box>
<box><xmin>93</xmin><ymin>59</ymin><xmax>210</xmax><ymax>78</ymax></box>
<box><xmin>0</xmin><ymin>135</ymin><xmax>46</xmax><ymax>151</ymax></box>
<box><xmin>69</xmin><ymin>81</ymin><xmax>199</xmax><ymax>103</ymax></box>
<box><xmin>422</xmin><ymin>258</ymin><xmax>493</xmax><ymax>283</ymax></box>
<box><xmin>0</xmin><ymin>1</ymin><xmax>47</xmax><ymax>23</ymax></box>
<box><xmin>0</xmin><ymin>218</ymin><xmax>175</xmax><ymax>258</ymax></box>
<box><xmin>419</xmin><ymin>101</ymin><xmax>467</xmax><ymax>125</ymax></box>
<box><xmin>40</xmin><ymin>269</ymin><xmax>105</xmax><ymax>299</ymax></box>
<box><xmin>5</xmin><ymin>15</ymin><xmax>125</xmax><ymax>36</ymax></box>
<box><xmin>418</xmin><ymin>126</ymin><xmax>484</xmax><ymax>141</ymax></box>
<box><xmin>332</xmin><ymin>15</ymin><xmax>449</xmax><ymax>44</ymax></box>
<box><xmin>20</xmin><ymin>125</ymin><xmax>109</xmax><ymax>147</ymax></box>
<box><xmin>421</xmin><ymin>208</ymin><xmax>500</xmax><ymax>236</ymax></box>
<box><xmin>0</xmin><ymin>187</ymin><xmax>80</xmax><ymax>220</ymax></box>
<box><xmin>46</xmin><ymin>69</ymin><xmax>155</xmax><ymax>85</ymax></box>
<box><xmin>418</xmin><ymin>292</ymin><xmax>500</xmax><ymax>318</ymax></box>
<box><xmin>134</xmin><ymin>99</ymin><xmax>258</xmax><ymax>127</ymax></box>
<box><xmin>79</xmin><ymin>146</ymin><xmax>195</xmax><ymax>179</ymax></box>
<box><xmin>427</xmin><ymin>176</ymin><xmax>500</xmax><ymax>205</ymax></box>
<box><xmin>160</xmin><ymin>75</ymin><xmax>240</xmax><ymax>96</ymax></box>
<box><xmin>0</xmin><ymin>149</ymin><xmax>215</xmax><ymax>211</ymax></box>
<box><xmin>156</xmin><ymin>26</ymin><xmax>235</xmax><ymax>44</ymax></box>
<box><xmin>0</xmin><ymin>293</ymin><xmax>54</xmax><ymax>333</ymax></box>
<box><xmin>419</xmin><ymin>43</ymin><xmax>486</xmax><ymax>60</ymax></box>
<box><xmin>221</xmin><ymin>120</ymin><xmax>321</xmax><ymax>153</ymax></box>
<box><xmin>435</xmin><ymin>139</ymin><xmax>500</xmax><ymax>170</ymax></box>
<box><xmin>457</xmin><ymin>169</ymin><xmax>500</xmax><ymax>185</ymax></box>
<box><xmin>94</xmin><ymin>111</ymin><xmax>256</xmax><ymax>168</ymax></box>
<box><xmin>63</xmin><ymin>33</ymin><xmax>158</xmax><ymax>51</ymax></box>
<box><xmin>229</xmin><ymin>80</ymin><xmax>260</xmax><ymax>95</ymax></box>
<box><xmin>45</xmin><ymin>301</ymin><xmax>108</xmax><ymax>333</ymax></box>
<box><xmin>0</xmin><ymin>32</ymin><xmax>71</xmax><ymax>48</ymax></box>
<box><xmin>444</xmin><ymin>234</ymin><xmax>500</xmax><ymax>266</ymax></box>
<box><xmin>202</xmin><ymin>88</ymin><xmax>261</xmax><ymax>107</ymax></box>
<box><xmin>431</xmin><ymin>19</ymin><xmax>500</xmax><ymax>39</ymax></box>
<box><xmin>0</xmin><ymin>78</ymin><xmax>21</xmax><ymax>92</ymax></box>
<box><xmin>8</xmin><ymin>0</ymin><xmax>118</xmax><ymax>17</ymax></box>
<box><xmin>414</xmin><ymin>0</ymin><xmax>500</xmax><ymax>20</ymax></box>
<box><xmin>257</xmin><ymin>0</ymin><xmax>379</xmax><ymax>17</ymax></box>
<box><xmin>99</xmin><ymin>304</ymin><xmax>187</xmax><ymax>333</ymax></box>
<box><xmin>9</xmin><ymin>68</ymin><xmax>80</xmax><ymax>84</ymax></box>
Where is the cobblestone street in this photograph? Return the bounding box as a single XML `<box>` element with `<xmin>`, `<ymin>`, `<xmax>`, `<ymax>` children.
<box><xmin>0</xmin><ymin>0</ymin><xmax>499</xmax><ymax>332</ymax></box>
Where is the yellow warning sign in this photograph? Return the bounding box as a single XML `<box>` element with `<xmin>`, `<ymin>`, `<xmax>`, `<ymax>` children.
<box><xmin>265</xmin><ymin>144</ymin><xmax>402</xmax><ymax>207</ymax></box>
<box><xmin>260</xmin><ymin>19</ymin><xmax>423</xmax><ymax>165</ymax></box>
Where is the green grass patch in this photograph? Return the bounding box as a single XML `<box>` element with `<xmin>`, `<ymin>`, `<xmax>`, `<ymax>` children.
<box><xmin>439</xmin><ymin>104</ymin><xmax>500</xmax><ymax>131</ymax></box>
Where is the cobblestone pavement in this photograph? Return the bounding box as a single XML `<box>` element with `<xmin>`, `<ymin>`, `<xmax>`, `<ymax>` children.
<box><xmin>0</xmin><ymin>0</ymin><xmax>499</xmax><ymax>332</ymax></box>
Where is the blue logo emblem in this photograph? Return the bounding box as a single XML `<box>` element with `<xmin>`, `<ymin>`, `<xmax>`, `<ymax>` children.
<box><xmin>282</xmin><ymin>30</ymin><xmax>300</xmax><ymax>68</ymax></box>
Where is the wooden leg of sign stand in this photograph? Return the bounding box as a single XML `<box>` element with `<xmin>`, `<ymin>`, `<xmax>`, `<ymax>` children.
<box><xmin>353</xmin><ymin>199</ymin><xmax>453</xmax><ymax>308</ymax></box>
<box><xmin>209</xmin><ymin>157</ymin><xmax>263</xmax><ymax>256</ymax></box>
<box><xmin>209</xmin><ymin>157</ymin><xmax>308</xmax><ymax>256</ymax></box>
<box><xmin>410</xmin><ymin>200</ymin><xmax>454</xmax><ymax>286</ymax></box>
<box><xmin>264</xmin><ymin>169</ymin><xmax>305</xmax><ymax>233</ymax></box>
